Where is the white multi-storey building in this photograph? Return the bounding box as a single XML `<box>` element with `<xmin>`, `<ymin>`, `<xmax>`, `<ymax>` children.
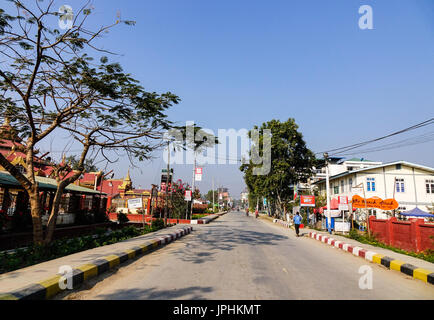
<box><xmin>314</xmin><ymin>160</ymin><xmax>434</xmax><ymax>219</ymax></box>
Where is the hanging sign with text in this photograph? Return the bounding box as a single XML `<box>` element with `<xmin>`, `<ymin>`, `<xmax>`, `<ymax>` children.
<box><xmin>300</xmin><ymin>195</ymin><xmax>315</xmax><ymax>207</ymax></box>
<box><xmin>338</xmin><ymin>196</ymin><xmax>349</xmax><ymax>211</ymax></box>
<box><xmin>127</xmin><ymin>198</ymin><xmax>143</xmax><ymax>209</ymax></box>
<box><xmin>184</xmin><ymin>190</ymin><xmax>192</xmax><ymax>201</ymax></box>
<box><xmin>195</xmin><ymin>167</ymin><xmax>203</xmax><ymax>181</ymax></box>
<box><xmin>351</xmin><ymin>195</ymin><xmax>399</xmax><ymax>210</ymax></box>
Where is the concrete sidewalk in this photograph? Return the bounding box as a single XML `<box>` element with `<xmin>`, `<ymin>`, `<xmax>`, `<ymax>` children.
<box><xmin>304</xmin><ymin>228</ymin><xmax>434</xmax><ymax>272</ymax></box>
<box><xmin>258</xmin><ymin>216</ymin><xmax>434</xmax><ymax>283</ymax></box>
<box><xmin>0</xmin><ymin>225</ymin><xmax>193</xmax><ymax>298</ymax></box>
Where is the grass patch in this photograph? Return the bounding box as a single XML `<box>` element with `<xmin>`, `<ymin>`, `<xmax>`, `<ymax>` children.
<box><xmin>191</xmin><ymin>214</ymin><xmax>207</xmax><ymax>220</ymax></box>
<box><xmin>343</xmin><ymin>229</ymin><xmax>434</xmax><ymax>264</ymax></box>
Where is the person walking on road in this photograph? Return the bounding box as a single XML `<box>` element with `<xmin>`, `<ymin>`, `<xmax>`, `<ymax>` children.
<box><xmin>293</xmin><ymin>212</ymin><xmax>302</xmax><ymax>237</ymax></box>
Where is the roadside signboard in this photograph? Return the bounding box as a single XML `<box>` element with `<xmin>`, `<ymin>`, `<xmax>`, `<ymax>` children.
<box><xmin>300</xmin><ymin>195</ymin><xmax>315</xmax><ymax>207</ymax></box>
<box><xmin>161</xmin><ymin>182</ymin><xmax>166</xmax><ymax>192</ymax></box>
<box><xmin>324</xmin><ymin>210</ymin><xmax>342</xmax><ymax>218</ymax></box>
<box><xmin>185</xmin><ymin>190</ymin><xmax>192</xmax><ymax>201</ymax></box>
<box><xmin>338</xmin><ymin>196</ymin><xmax>349</xmax><ymax>211</ymax></box>
<box><xmin>339</xmin><ymin>204</ymin><xmax>349</xmax><ymax>211</ymax></box>
<box><xmin>335</xmin><ymin>221</ymin><xmax>351</xmax><ymax>232</ymax></box>
<box><xmin>127</xmin><ymin>198</ymin><xmax>143</xmax><ymax>209</ymax></box>
<box><xmin>195</xmin><ymin>167</ymin><xmax>203</xmax><ymax>181</ymax></box>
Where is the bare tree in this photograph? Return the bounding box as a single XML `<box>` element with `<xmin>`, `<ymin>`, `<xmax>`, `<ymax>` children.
<box><xmin>0</xmin><ymin>1</ymin><xmax>180</xmax><ymax>243</ymax></box>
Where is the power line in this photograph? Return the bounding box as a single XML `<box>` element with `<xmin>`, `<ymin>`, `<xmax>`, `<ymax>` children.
<box><xmin>333</xmin><ymin>131</ymin><xmax>434</xmax><ymax>156</ymax></box>
<box><xmin>316</xmin><ymin>118</ymin><xmax>434</xmax><ymax>155</ymax></box>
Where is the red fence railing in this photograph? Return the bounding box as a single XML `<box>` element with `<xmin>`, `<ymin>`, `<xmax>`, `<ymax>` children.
<box><xmin>369</xmin><ymin>216</ymin><xmax>434</xmax><ymax>253</ymax></box>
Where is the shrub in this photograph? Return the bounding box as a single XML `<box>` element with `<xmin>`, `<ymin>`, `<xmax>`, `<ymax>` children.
<box><xmin>136</xmin><ymin>209</ymin><xmax>146</xmax><ymax>215</ymax></box>
<box><xmin>117</xmin><ymin>212</ymin><xmax>129</xmax><ymax>224</ymax></box>
<box><xmin>349</xmin><ymin>228</ymin><xmax>360</xmax><ymax>240</ymax></box>
<box><xmin>192</xmin><ymin>214</ymin><xmax>207</xmax><ymax>220</ymax></box>
<box><xmin>151</xmin><ymin>218</ymin><xmax>165</xmax><ymax>230</ymax></box>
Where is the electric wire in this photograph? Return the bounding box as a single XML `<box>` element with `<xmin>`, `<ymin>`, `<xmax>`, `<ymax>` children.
<box><xmin>316</xmin><ymin>118</ymin><xmax>434</xmax><ymax>155</ymax></box>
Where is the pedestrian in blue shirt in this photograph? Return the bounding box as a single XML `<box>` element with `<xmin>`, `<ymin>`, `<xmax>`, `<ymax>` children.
<box><xmin>293</xmin><ymin>212</ymin><xmax>302</xmax><ymax>237</ymax></box>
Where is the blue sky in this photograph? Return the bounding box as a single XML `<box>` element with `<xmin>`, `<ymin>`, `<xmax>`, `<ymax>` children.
<box><xmin>24</xmin><ymin>0</ymin><xmax>434</xmax><ymax>197</ymax></box>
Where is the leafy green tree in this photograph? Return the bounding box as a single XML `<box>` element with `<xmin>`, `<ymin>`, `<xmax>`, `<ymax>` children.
<box><xmin>65</xmin><ymin>155</ymin><xmax>98</xmax><ymax>172</ymax></box>
<box><xmin>204</xmin><ymin>189</ymin><xmax>218</xmax><ymax>203</ymax></box>
<box><xmin>240</xmin><ymin>119</ymin><xmax>316</xmax><ymax>218</ymax></box>
<box><xmin>168</xmin><ymin>181</ymin><xmax>188</xmax><ymax>219</ymax></box>
<box><xmin>0</xmin><ymin>1</ymin><xmax>180</xmax><ymax>244</ymax></box>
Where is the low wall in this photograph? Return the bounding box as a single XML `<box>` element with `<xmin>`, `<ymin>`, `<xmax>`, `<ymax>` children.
<box><xmin>369</xmin><ymin>216</ymin><xmax>434</xmax><ymax>253</ymax></box>
<box><xmin>108</xmin><ymin>213</ymin><xmax>190</xmax><ymax>224</ymax></box>
<box><xmin>108</xmin><ymin>212</ymin><xmax>225</xmax><ymax>225</ymax></box>
<box><xmin>0</xmin><ymin>222</ymin><xmax>125</xmax><ymax>251</ymax></box>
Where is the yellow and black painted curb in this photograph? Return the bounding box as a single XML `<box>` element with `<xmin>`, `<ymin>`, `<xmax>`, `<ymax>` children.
<box><xmin>309</xmin><ymin>231</ymin><xmax>434</xmax><ymax>286</ymax></box>
<box><xmin>0</xmin><ymin>226</ymin><xmax>193</xmax><ymax>300</ymax></box>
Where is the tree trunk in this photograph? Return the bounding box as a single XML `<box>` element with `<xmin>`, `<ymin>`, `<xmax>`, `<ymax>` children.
<box><xmin>28</xmin><ymin>186</ymin><xmax>44</xmax><ymax>244</ymax></box>
<box><xmin>45</xmin><ymin>187</ymin><xmax>65</xmax><ymax>244</ymax></box>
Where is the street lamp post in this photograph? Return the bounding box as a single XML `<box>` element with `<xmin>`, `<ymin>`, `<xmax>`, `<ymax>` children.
<box><xmin>190</xmin><ymin>153</ymin><xmax>196</xmax><ymax>219</ymax></box>
<box><xmin>324</xmin><ymin>153</ymin><xmax>332</xmax><ymax>234</ymax></box>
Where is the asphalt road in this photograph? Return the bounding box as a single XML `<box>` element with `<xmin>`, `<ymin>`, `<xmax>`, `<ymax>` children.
<box><xmin>62</xmin><ymin>211</ymin><xmax>434</xmax><ymax>300</ymax></box>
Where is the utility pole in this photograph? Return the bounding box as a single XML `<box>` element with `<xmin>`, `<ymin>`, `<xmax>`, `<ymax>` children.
<box><xmin>324</xmin><ymin>153</ymin><xmax>332</xmax><ymax>234</ymax></box>
<box><xmin>164</xmin><ymin>140</ymin><xmax>170</xmax><ymax>226</ymax></box>
<box><xmin>362</xmin><ymin>183</ymin><xmax>370</xmax><ymax>237</ymax></box>
<box><xmin>392</xmin><ymin>177</ymin><xmax>396</xmax><ymax>218</ymax></box>
<box><xmin>190</xmin><ymin>152</ymin><xmax>196</xmax><ymax>219</ymax></box>
<box><xmin>150</xmin><ymin>184</ymin><xmax>155</xmax><ymax>218</ymax></box>
<box><xmin>212</xmin><ymin>177</ymin><xmax>215</xmax><ymax>213</ymax></box>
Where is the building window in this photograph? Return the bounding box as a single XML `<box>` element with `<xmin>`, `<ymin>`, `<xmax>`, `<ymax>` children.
<box><xmin>341</xmin><ymin>180</ymin><xmax>344</xmax><ymax>193</ymax></box>
<box><xmin>334</xmin><ymin>184</ymin><xmax>339</xmax><ymax>194</ymax></box>
<box><xmin>396</xmin><ymin>178</ymin><xmax>405</xmax><ymax>193</ymax></box>
<box><xmin>396</xmin><ymin>164</ymin><xmax>402</xmax><ymax>170</ymax></box>
<box><xmin>426</xmin><ymin>180</ymin><xmax>434</xmax><ymax>194</ymax></box>
<box><xmin>367</xmin><ymin>178</ymin><xmax>376</xmax><ymax>192</ymax></box>
<box><xmin>349</xmin><ymin>178</ymin><xmax>353</xmax><ymax>191</ymax></box>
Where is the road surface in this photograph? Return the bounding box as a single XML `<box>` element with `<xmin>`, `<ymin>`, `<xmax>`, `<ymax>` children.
<box><xmin>61</xmin><ymin>211</ymin><xmax>434</xmax><ymax>300</ymax></box>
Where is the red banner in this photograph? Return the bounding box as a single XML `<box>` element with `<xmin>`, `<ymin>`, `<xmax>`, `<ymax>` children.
<box><xmin>351</xmin><ymin>195</ymin><xmax>399</xmax><ymax>210</ymax></box>
<box><xmin>300</xmin><ymin>195</ymin><xmax>315</xmax><ymax>207</ymax></box>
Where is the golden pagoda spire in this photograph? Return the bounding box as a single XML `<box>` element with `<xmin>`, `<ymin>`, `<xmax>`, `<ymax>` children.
<box><xmin>125</xmin><ymin>169</ymin><xmax>131</xmax><ymax>181</ymax></box>
<box><xmin>118</xmin><ymin>169</ymin><xmax>132</xmax><ymax>193</ymax></box>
